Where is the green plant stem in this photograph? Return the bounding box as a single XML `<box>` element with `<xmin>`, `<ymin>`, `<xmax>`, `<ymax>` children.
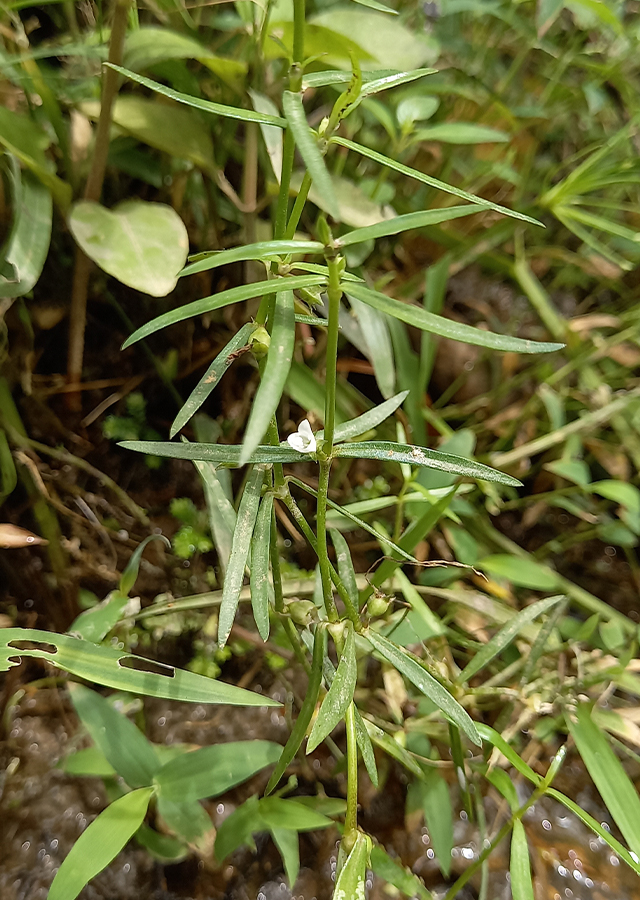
<box><xmin>344</xmin><ymin>702</ymin><xmax>359</xmax><ymax>839</ymax></box>
<box><xmin>316</xmin><ymin>460</ymin><xmax>339</xmax><ymax>622</ymax></box>
<box><xmin>269</xmin><ymin>507</ymin><xmax>310</xmax><ymax>673</ymax></box>
<box><xmin>292</xmin><ymin>0</ymin><xmax>305</xmax><ymax>65</ymax></box>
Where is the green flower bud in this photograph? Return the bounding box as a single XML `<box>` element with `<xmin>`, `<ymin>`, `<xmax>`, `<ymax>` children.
<box><xmin>286</xmin><ymin>598</ymin><xmax>318</xmax><ymax>627</ymax></box>
<box><xmin>250</xmin><ymin>326</ymin><xmax>271</xmax><ymax>358</ymax></box>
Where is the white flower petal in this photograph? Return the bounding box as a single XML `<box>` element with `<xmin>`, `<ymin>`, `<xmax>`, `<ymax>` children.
<box><xmin>287</xmin><ymin>433</ymin><xmax>306</xmax><ymax>452</ymax></box>
<box><xmin>287</xmin><ymin>419</ymin><xmax>317</xmax><ymax>454</ymax></box>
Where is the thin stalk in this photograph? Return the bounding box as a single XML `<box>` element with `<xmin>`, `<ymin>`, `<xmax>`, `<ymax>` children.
<box><xmin>284</xmin><ymin>171</ymin><xmax>312</xmax><ymax>239</ymax></box>
<box><xmin>316</xmin><ymin>460</ymin><xmax>339</xmax><ymax>622</ymax></box>
<box><xmin>270</xmin><ymin>507</ymin><xmax>310</xmax><ymax>673</ymax></box>
<box><xmin>344</xmin><ymin>702</ymin><xmax>359</xmax><ymax>839</ymax></box>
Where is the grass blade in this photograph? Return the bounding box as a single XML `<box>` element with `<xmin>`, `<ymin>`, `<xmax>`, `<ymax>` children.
<box><xmin>366</xmin><ymin>630</ymin><xmax>481</xmax><ymax>745</ymax></box>
<box><xmin>307</xmin><ymin>624</ymin><xmax>357</xmax><ymax>752</ymax></box>
<box><xmin>171</xmin><ymin>323</ymin><xmax>254</xmax><ymax>437</ymax></box>
<box><xmin>345</xmin><ymin>283</ymin><xmax>563</xmax><ymax>354</ymax></box>
<box><xmin>338</xmin><ymin>205</ymin><xmax>487</xmax><ymax>247</ymax></box>
<box><xmin>106</xmin><ymin>65</ymin><xmax>286</xmax><ymax>126</ymax></box>
<box><xmin>456</xmin><ymin>595</ymin><xmax>565</xmax><ymax>684</ymax></box>
<box><xmin>332</xmin><ymin>136</ymin><xmax>542</xmax><ymax>226</ymax></box>
<box><xmin>333</xmin><ymin>440</ymin><xmax>522</xmax><ymax>486</ymax></box>
<box><xmin>48</xmin><ymin>787</ymin><xmax>154</xmax><ymax>900</ymax></box>
<box><xmin>510</xmin><ymin>819</ymin><xmax>535</xmax><ymax>900</ymax></box>
<box><xmin>240</xmin><ymin>290</ymin><xmax>295</xmax><ymax>464</ymax></box>
<box><xmin>567</xmin><ymin>703</ymin><xmax>640</xmax><ymax>858</ymax></box>
<box><xmin>181</xmin><ymin>240</ymin><xmax>323</xmax><ymax>277</ymax></box>
<box><xmin>250</xmin><ymin>493</ymin><xmax>274</xmax><ymax>640</ymax></box>
<box><xmin>122</xmin><ymin>274</ymin><xmax>325</xmax><ymax>348</ymax></box>
<box><xmin>218</xmin><ymin>466</ymin><xmax>265</xmax><ymax>648</ymax></box>
<box><xmin>282</xmin><ymin>91</ymin><xmax>339</xmax><ymax>219</ymax></box>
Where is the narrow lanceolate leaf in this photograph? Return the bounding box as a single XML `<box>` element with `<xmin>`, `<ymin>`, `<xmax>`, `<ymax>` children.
<box><xmin>119</xmin><ymin>440</ymin><xmax>310</xmax><ymax>466</ymax></box>
<box><xmin>366</xmin><ymin>630</ymin><xmax>481</xmax><ymax>746</ymax></box>
<box><xmin>345</xmin><ymin>284</ymin><xmax>563</xmax><ymax>354</ymax></box>
<box><xmin>240</xmin><ymin>290</ymin><xmax>295</xmax><ymax>465</ymax></box>
<box><xmin>106</xmin><ymin>65</ymin><xmax>287</xmax><ymax>126</ymax></box>
<box><xmin>154</xmin><ymin>740</ymin><xmax>281</xmax><ymax>801</ymax></box>
<box><xmin>48</xmin><ymin>787</ymin><xmax>154</xmax><ymax>900</ymax></box>
<box><xmin>250</xmin><ymin>493</ymin><xmax>274</xmax><ymax>640</ymax></box>
<box><xmin>170</xmin><ymin>323</ymin><xmax>254</xmax><ymax>437</ymax></box>
<box><xmin>338</xmin><ymin>205</ymin><xmax>487</xmax><ymax>247</ymax></box>
<box><xmin>567</xmin><ymin>703</ymin><xmax>640</xmax><ymax>859</ymax></box>
<box><xmin>360</xmin><ymin>69</ymin><xmax>436</xmax><ymax>96</ymax></box>
<box><xmin>282</xmin><ymin>91</ymin><xmax>338</xmax><ymax>220</ymax></box>
<box><xmin>510</xmin><ymin>819</ymin><xmax>535</xmax><ymax>900</ymax></box>
<box><xmin>180</xmin><ymin>240</ymin><xmax>323</xmax><ymax>277</ymax></box>
<box><xmin>0</xmin><ymin>628</ymin><xmax>278</xmax><ymax>707</ymax></box>
<box><xmin>266</xmin><ymin>626</ymin><xmax>326</xmax><ymax>794</ymax></box>
<box><xmin>353</xmin><ymin>705</ymin><xmax>378</xmax><ymax>787</ymax></box>
<box><xmin>121</xmin><ymin>274</ymin><xmax>325</xmax><ymax>348</ymax></box>
<box><xmin>330</xmin><ymin>530</ymin><xmax>359</xmax><ymax>610</ymax></box>
<box><xmin>456</xmin><ymin>595</ymin><xmax>565</xmax><ymax>684</ymax></box>
<box><xmin>68</xmin><ymin>684</ymin><xmax>160</xmax><ymax>788</ymax></box>
<box><xmin>333</xmin><ymin>441</ymin><xmax>522</xmax><ymax>486</ymax></box>
<box><xmin>326</xmin><ymin>392</ymin><xmax>410</xmax><ymax>444</ymax></box>
<box><xmin>307</xmin><ymin>625</ymin><xmax>357</xmax><ymax>753</ymax></box>
<box><xmin>331</xmin><ymin>136</ymin><xmax>542</xmax><ymax>226</ymax></box>
<box><xmin>334</xmin><ymin>830</ymin><xmax>372</xmax><ymax>897</ymax></box>
<box><xmin>218</xmin><ymin>466</ymin><xmax>265</xmax><ymax>648</ymax></box>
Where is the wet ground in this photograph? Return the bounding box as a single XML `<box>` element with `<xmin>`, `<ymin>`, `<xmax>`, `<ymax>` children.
<box><xmin>1</xmin><ymin>682</ymin><xmax>639</xmax><ymax>900</ymax></box>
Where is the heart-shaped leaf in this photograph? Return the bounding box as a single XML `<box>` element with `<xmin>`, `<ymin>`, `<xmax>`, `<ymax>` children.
<box><xmin>69</xmin><ymin>199</ymin><xmax>189</xmax><ymax>296</ymax></box>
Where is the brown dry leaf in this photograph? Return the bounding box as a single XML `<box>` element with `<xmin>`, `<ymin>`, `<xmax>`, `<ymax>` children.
<box><xmin>584</xmin><ymin>437</ymin><xmax>630</xmax><ymax>481</ymax></box>
<box><xmin>0</xmin><ymin>524</ymin><xmax>47</xmax><ymax>548</ymax></box>
<box><xmin>567</xmin><ymin>314</ymin><xmax>620</xmax><ymax>334</ymax></box>
<box><xmin>604</xmin><ymin>342</ymin><xmax>640</xmax><ymax>368</ymax></box>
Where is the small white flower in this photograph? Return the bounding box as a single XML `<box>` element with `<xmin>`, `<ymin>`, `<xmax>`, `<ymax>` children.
<box><xmin>287</xmin><ymin>419</ymin><xmax>316</xmax><ymax>454</ymax></box>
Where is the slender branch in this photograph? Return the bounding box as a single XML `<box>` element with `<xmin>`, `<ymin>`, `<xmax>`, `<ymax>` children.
<box><xmin>344</xmin><ymin>702</ymin><xmax>359</xmax><ymax>839</ymax></box>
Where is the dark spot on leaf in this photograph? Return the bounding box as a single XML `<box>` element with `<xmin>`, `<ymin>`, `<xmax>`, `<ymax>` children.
<box><xmin>118</xmin><ymin>655</ymin><xmax>175</xmax><ymax>677</ymax></box>
<box><xmin>8</xmin><ymin>640</ymin><xmax>58</xmax><ymax>654</ymax></box>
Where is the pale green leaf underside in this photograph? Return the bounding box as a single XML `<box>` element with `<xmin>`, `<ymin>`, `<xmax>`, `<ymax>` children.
<box><xmin>345</xmin><ymin>283</ymin><xmax>564</xmax><ymax>354</ymax></box>
<box><xmin>106</xmin><ymin>64</ymin><xmax>287</xmax><ymax>126</ymax></box>
<box><xmin>122</xmin><ymin>274</ymin><xmax>325</xmax><ymax>347</ymax></box>
<box><xmin>1</xmin><ymin>628</ymin><xmax>276</xmax><ymax>706</ymax></box>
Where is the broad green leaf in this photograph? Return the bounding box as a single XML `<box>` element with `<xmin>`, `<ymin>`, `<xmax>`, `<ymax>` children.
<box><xmin>283</xmin><ymin>91</ymin><xmax>338</xmax><ymax>219</ymax></box>
<box><xmin>60</xmin><ymin>746</ymin><xmax>117</xmax><ymax>778</ymax></box>
<box><xmin>456</xmin><ymin>595</ymin><xmax>565</xmax><ymax>683</ymax></box>
<box><xmin>68</xmin><ymin>592</ymin><xmax>131</xmax><ymax>643</ymax></box>
<box><xmin>135</xmin><ymin>824</ymin><xmax>188</xmax><ymax>862</ymax></box>
<box><xmin>366</xmin><ymin>630</ymin><xmax>481</xmax><ymax>745</ymax></box>
<box><xmin>1</xmin><ymin>628</ymin><xmax>277</xmax><ymax>706</ymax></box>
<box><xmin>338</xmin><ymin>205</ymin><xmax>485</xmax><ymax>247</ymax></box>
<box><xmin>350</xmin><ymin>294</ymin><xmax>395</xmax><ymax>398</ymax></box>
<box><xmin>478</xmin><ymin>554</ymin><xmax>561</xmax><ymax>590</ymax></box>
<box><xmin>0</xmin><ymin>166</ymin><xmax>52</xmax><ymax>298</ymax></box>
<box><xmin>271</xmin><ymin>827</ymin><xmax>299</xmax><ymax>886</ymax></box>
<box><xmin>48</xmin><ymin>787</ymin><xmax>154</xmax><ymax>900</ymax></box>
<box><xmin>155</xmin><ymin>740</ymin><xmax>281</xmax><ymax>801</ymax></box>
<box><xmin>397</xmin><ymin>96</ymin><xmax>440</xmax><ymax>128</ymax></box>
<box><xmin>241</xmin><ymin>290</ymin><xmax>295</xmax><ymax>464</ymax></box>
<box><xmin>0</xmin><ymin>106</ymin><xmax>71</xmax><ymax>210</ymax></box>
<box><xmin>106</xmin><ymin>65</ymin><xmax>286</xmax><ymax>126</ymax></box>
<box><xmin>181</xmin><ymin>240</ymin><xmax>323</xmax><ymax>278</ymax></box>
<box><xmin>317</xmin><ymin>390</ymin><xmax>409</xmax><ymax>443</ymax></box>
<box><xmin>266</xmin><ymin>626</ymin><xmax>325</xmax><ymax>794</ymax></box>
<box><xmin>308</xmin><ymin>625</ymin><xmax>357</xmax><ymax>752</ymax></box>
<box><xmin>411</xmin><ymin>770</ymin><xmax>453</xmax><ymax>877</ymax></box>
<box><xmin>288</xmin><ymin>476</ymin><xmax>418</xmax><ymax>562</ymax></box>
<box><xmin>249</xmin><ymin>89</ymin><xmax>284</xmax><ymax>181</ymax></box>
<box><xmin>218</xmin><ymin>466</ymin><xmax>265</xmax><ymax>647</ymax></box>
<box><xmin>510</xmin><ymin>819</ymin><xmax>535</xmax><ymax>900</ymax></box>
<box><xmin>416</xmin><ymin>123</ymin><xmax>509</xmax><ymax>143</ymax></box>
<box><xmin>119</xmin><ymin>439</ymin><xmax>310</xmax><ymax>465</ymax></box>
<box><xmin>352</xmin><ymin>0</ymin><xmax>399</xmax><ymax>14</ymax></box>
<box><xmin>332</xmin><ymin>136</ymin><xmax>541</xmax><ymax>226</ymax></box>
<box><xmin>124</xmin><ymin>26</ymin><xmax>216</xmax><ymax>70</ymax></box>
<box><xmin>170</xmin><ymin>323</ymin><xmax>255</xmax><ymax>437</ymax></box>
<box><xmin>330</xmin><ymin>530</ymin><xmax>359</xmax><ymax>609</ymax></box>
<box><xmin>122</xmin><ymin>274</ymin><xmax>325</xmax><ymax>347</ymax></box>
<box><xmin>333</xmin><ymin>440</ymin><xmax>522</xmax><ymax>486</ymax></box>
<box><xmin>82</xmin><ymin>95</ymin><xmax>215</xmax><ymax>173</ymax></box>
<box><xmin>345</xmin><ymin>283</ymin><xmax>563</xmax><ymax>354</ymax></box>
<box><xmin>157</xmin><ymin>796</ymin><xmax>212</xmax><ymax>842</ymax></box>
<box><xmin>590</xmin><ymin>480</ymin><xmax>640</xmax><ymax>514</ymax></box>
<box><xmin>258</xmin><ymin>796</ymin><xmax>333</xmax><ymax>831</ymax></box>
<box><xmin>567</xmin><ymin>704</ymin><xmax>640</xmax><ymax>858</ymax></box>
<box><xmin>370</xmin><ymin>843</ymin><xmax>434</xmax><ymax>899</ymax></box>
<box><xmin>214</xmin><ymin>795</ymin><xmax>260</xmax><ymax>860</ymax></box>
<box><xmin>250</xmin><ymin>494</ymin><xmax>274</xmax><ymax>640</ymax></box>
<box><xmin>310</xmin><ymin>9</ymin><xmax>438</xmax><ymax>69</ymax></box>
<box><xmin>334</xmin><ymin>830</ymin><xmax>372</xmax><ymax>896</ymax></box>
<box><xmin>69</xmin><ymin>200</ymin><xmax>189</xmax><ymax>297</ymax></box>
